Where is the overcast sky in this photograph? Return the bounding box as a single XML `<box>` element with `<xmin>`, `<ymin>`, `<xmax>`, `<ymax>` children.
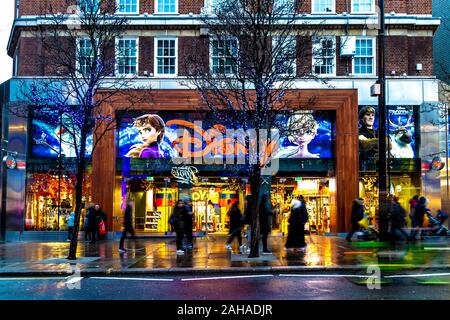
<box><xmin>0</xmin><ymin>0</ymin><xmax>14</xmax><ymax>84</ymax></box>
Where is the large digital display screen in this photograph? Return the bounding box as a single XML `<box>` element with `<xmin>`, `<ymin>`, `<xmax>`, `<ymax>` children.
<box><xmin>32</xmin><ymin>109</ymin><xmax>93</xmax><ymax>158</ymax></box>
<box><xmin>118</xmin><ymin>111</ymin><xmax>333</xmax><ymax>160</ymax></box>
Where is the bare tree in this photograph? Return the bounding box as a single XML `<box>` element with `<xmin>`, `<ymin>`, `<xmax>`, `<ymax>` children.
<box><xmin>183</xmin><ymin>0</ymin><xmax>333</xmax><ymax>257</ymax></box>
<box><xmin>13</xmin><ymin>0</ymin><xmax>149</xmax><ymax>259</ymax></box>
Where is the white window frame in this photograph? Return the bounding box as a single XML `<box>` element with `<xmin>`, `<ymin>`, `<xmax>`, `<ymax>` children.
<box><xmin>311</xmin><ymin>0</ymin><xmax>336</xmax><ymax>14</ymax></box>
<box><xmin>115</xmin><ymin>37</ymin><xmax>139</xmax><ymax>77</ymax></box>
<box><xmin>154</xmin><ymin>37</ymin><xmax>178</xmax><ymax>77</ymax></box>
<box><xmin>209</xmin><ymin>37</ymin><xmax>239</xmax><ymax>76</ymax></box>
<box><xmin>155</xmin><ymin>0</ymin><xmax>178</xmax><ymax>14</ymax></box>
<box><xmin>351</xmin><ymin>0</ymin><xmax>375</xmax><ymax>14</ymax></box>
<box><xmin>312</xmin><ymin>36</ymin><xmax>336</xmax><ymax>76</ymax></box>
<box><xmin>352</xmin><ymin>37</ymin><xmax>376</xmax><ymax>76</ymax></box>
<box><xmin>116</xmin><ymin>0</ymin><xmax>139</xmax><ymax>14</ymax></box>
<box><xmin>272</xmin><ymin>36</ymin><xmax>296</xmax><ymax>77</ymax></box>
<box><xmin>76</xmin><ymin>37</ymin><xmax>97</xmax><ymax>76</ymax></box>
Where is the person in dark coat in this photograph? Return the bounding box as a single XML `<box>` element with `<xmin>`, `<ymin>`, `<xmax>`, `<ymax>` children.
<box><xmin>119</xmin><ymin>201</ymin><xmax>136</xmax><ymax>253</ymax></box>
<box><xmin>346</xmin><ymin>198</ymin><xmax>365</xmax><ymax>242</ymax></box>
<box><xmin>183</xmin><ymin>198</ymin><xmax>194</xmax><ymax>250</ymax></box>
<box><xmin>93</xmin><ymin>204</ymin><xmax>106</xmax><ymax>241</ymax></box>
<box><xmin>170</xmin><ymin>200</ymin><xmax>187</xmax><ymax>254</ymax></box>
<box><xmin>87</xmin><ymin>204</ymin><xmax>98</xmax><ymax>244</ymax></box>
<box><xmin>225</xmin><ymin>201</ymin><xmax>243</xmax><ymax>251</ymax></box>
<box><xmin>410</xmin><ymin>196</ymin><xmax>428</xmax><ymax>240</ymax></box>
<box><xmin>259</xmin><ymin>194</ymin><xmax>273</xmax><ymax>254</ymax></box>
<box><xmin>285</xmin><ymin>198</ymin><xmax>308</xmax><ymax>249</ymax></box>
<box><xmin>389</xmin><ymin>196</ymin><xmax>410</xmax><ymax>243</ymax></box>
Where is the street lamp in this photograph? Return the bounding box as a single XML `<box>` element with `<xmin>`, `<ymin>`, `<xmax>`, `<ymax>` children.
<box><xmin>377</xmin><ymin>0</ymin><xmax>389</xmax><ymax>241</ymax></box>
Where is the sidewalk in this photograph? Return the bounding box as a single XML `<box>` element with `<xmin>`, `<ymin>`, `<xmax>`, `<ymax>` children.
<box><xmin>0</xmin><ymin>235</ymin><xmax>449</xmax><ymax>276</ymax></box>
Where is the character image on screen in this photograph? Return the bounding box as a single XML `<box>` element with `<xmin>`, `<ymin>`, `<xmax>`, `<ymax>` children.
<box><xmin>359</xmin><ymin>106</ymin><xmax>378</xmax><ymax>161</ymax></box>
<box><xmin>388</xmin><ymin>114</ymin><xmax>414</xmax><ymax>158</ymax></box>
<box><xmin>125</xmin><ymin>114</ymin><xmax>166</xmax><ymax>158</ymax></box>
<box><xmin>55</xmin><ymin>113</ymin><xmax>78</xmax><ymax>158</ymax></box>
<box><xmin>278</xmin><ymin>113</ymin><xmax>320</xmax><ymax>159</ymax></box>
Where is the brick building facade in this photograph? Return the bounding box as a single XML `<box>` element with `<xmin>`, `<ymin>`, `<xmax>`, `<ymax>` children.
<box><xmin>0</xmin><ymin>0</ymin><xmax>445</xmax><ymax>241</ymax></box>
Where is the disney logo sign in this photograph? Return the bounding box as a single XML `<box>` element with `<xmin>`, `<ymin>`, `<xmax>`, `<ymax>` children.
<box><xmin>171</xmin><ymin>166</ymin><xmax>199</xmax><ymax>185</ymax></box>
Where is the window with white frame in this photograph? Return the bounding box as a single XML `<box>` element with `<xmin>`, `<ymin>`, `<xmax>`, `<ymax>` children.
<box><xmin>352</xmin><ymin>0</ymin><xmax>374</xmax><ymax>13</ymax></box>
<box><xmin>313</xmin><ymin>37</ymin><xmax>335</xmax><ymax>75</ymax></box>
<box><xmin>155</xmin><ymin>38</ymin><xmax>177</xmax><ymax>75</ymax></box>
<box><xmin>78</xmin><ymin>38</ymin><xmax>95</xmax><ymax>75</ymax></box>
<box><xmin>354</xmin><ymin>38</ymin><xmax>375</xmax><ymax>75</ymax></box>
<box><xmin>156</xmin><ymin>0</ymin><xmax>177</xmax><ymax>13</ymax></box>
<box><xmin>312</xmin><ymin>0</ymin><xmax>335</xmax><ymax>13</ymax></box>
<box><xmin>117</xmin><ymin>0</ymin><xmax>138</xmax><ymax>13</ymax></box>
<box><xmin>210</xmin><ymin>38</ymin><xmax>238</xmax><ymax>75</ymax></box>
<box><xmin>116</xmin><ymin>38</ymin><xmax>138</xmax><ymax>75</ymax></box>
<box><xmin>272</xmin><ymin>36</ymin><xmax>296</xmax><ymax>76</ymax></box>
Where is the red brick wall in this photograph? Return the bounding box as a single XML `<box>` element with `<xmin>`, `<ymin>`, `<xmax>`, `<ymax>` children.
<box><xmin>17</xmin><ymin>38</ymin><xmax>42</xmax><ymax>76</ymax></box>
<box><xmin>297</xmin><ymin>36</ymin><xmax>312</xmax><ymax>77</ymax></box>
<box><xmin>139</xmin><ymin>37</ymin><xmax>154</xmax><ymax>75</ymax></box>
<box><xmin>140</xmin><ymin>0</ymin><xmax>154</xmax><ymax>14</ymax></box>
<box><xmin>18</xmin><ymin>0</ymin><xmax>432</xmax><ymax>16</ymax></box>
<box><xmin>408</xmin><ymin>37</ymin><xmax>433</xmax><ymax>76</ymax></box>
<box><xmin>385</xmin><ymin>36</ymin><xmax>408</xmax><ymax>76</ymax></box>
<box><xmin>179</xmin><ymin>0</ymin><xmax>204</xmax><ymax>14</ymax></box>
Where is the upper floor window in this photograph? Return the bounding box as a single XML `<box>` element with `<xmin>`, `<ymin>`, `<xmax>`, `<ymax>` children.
<box><xmin>78</xmin><ymin>38</ymin><xmax>95</xmax><ymax>75</ymax></box>
<box><xmin>313</xmin><ymin>37</ymin><xmax>336</xmax><ymax>75</ymax></box>
<box><xmin>156</xmin><ymin>0</ymin><xmax>177</xmax><ymax>14</ymax></box>
<box><xmin>155</xmin><ymin>38</ymin><xmax>177</xmax><ymax>76</ymax></box>
<box><xmin>312</xmin><ymin>0</ymin><xmax>335</xmax><ymax>13</ymax></box>
<box><xmin>272</xmin><ymin>36</ymin><xmax>296</xmax><ymax>76</ymax></box>
<box><xmin>352</xmin><ymin>0</ymin><xmax>374</xmax><ymax>13</ymax></box>
<box><xmin>117</xmin><ymin>0</ymin><xmax>138</xmax><ymax>14</ymax></box>
<box><xmin>210</xmin><ymin>38</ymin><xmax>239</xmax><ymax>75</ymax></box>
<box><xmin>116</xmin><ymin>38</ymin><xmax>138</xmax><ymax>75</ymax></box>
<box><xmin>273</xmin><ymin>0</ymin><xmax>296</xmax><ymax>13</ymax></box>
<box><xmin>208</xmin><ymin>0</ymin><xmax>225</xmax><ymax>13</ymax></box>
<box><xmin>354</xmin><ymin>37</ymin><xmax>375</xmax><ymax>75</ymax></box>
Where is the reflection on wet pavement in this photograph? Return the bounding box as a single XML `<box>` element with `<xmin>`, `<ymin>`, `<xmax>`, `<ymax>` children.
<box><xmin>0</xmin><ymin>235</ymin><xmax>449</xmax><ymax>272</ymax></box>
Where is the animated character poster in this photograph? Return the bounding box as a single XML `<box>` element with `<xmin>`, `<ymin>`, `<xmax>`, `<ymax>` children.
<box><xmin>388</xmin><ymin>106</ymin><xmax>416</xmax><ymax>159</ymax></box>
<box><xmin>118</xmin><ymin>111</ymin><xmax>334</xmax><ymax>159</ymax></box>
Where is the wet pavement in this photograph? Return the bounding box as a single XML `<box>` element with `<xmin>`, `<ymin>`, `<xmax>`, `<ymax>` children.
<box><xmin>0</xmin><ymin>235</ymin><xmax>450</xmax><ymax>275</ymax></box>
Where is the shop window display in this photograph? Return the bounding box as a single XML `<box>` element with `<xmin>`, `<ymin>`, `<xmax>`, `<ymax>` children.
<box><xmin>25</xmin><ymin>172</ymin><xmax>92</xmax><ymax>231</ymax></box>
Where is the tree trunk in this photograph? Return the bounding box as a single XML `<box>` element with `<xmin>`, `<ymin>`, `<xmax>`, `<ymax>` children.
<box><xmin>67</xmin><ymin>131</ymin><xmax>88</xmax><ymax>260</ymax></box>
<box><xmin>248</xmin><ymin>163</ymin><xmax>261</xmax><ymax>258</ymax></box>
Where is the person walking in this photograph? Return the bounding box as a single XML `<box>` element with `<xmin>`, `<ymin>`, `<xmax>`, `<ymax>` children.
<box><xmin>225</xmin><ymin>201</ymin><xmax>244</xmax><ymax>252</ymax></box>
<box><xmin>87</xmin><ymin>204</ymin><xmax>98</xmax><ymax>244</ymax></box>
<box><xmin>346</xmin><ymin>198</ymin><xmax>365</xmax><ymax>242</ymax></box>
<box><xmin>409</xmin><ymin>195</ymin><xmax>419</xmax><ymax>227</ymax></box>
<box><xmin>259</xmin><ymin>194</ymin><xmax>273</xmax><ymax>254</ymax></box>
<box><xmin>410</xmin><ymin>196</ymin><xmax>428</xmax><ymax>241</ymax></box>
<box><xmin>389</xmin><ymin>196</ymin><xmax>410</xmax><ymax>243</ymax></box>
<box><xmin>183</xmin><ymin>198</ymin><xmax>194</xmax><ymax>250</ymax></box>
<box><xmin>66</xmin><ymin>212</ymin><xmax>75</xmax><ymax>241</ymax></box>
<box><xmin>94</xmin><ymin>204</ymin><xmax>107</xmax><ymax>240</ymax></box>
<box><xmin>285</xmin><ymin>197</ymin><xmax>308</xmax><ymax>249</ymax></box>
<box><xmin>83</xmin><ymin>203</ymin><xmax>94</xmax><ymax>242</ymax></box>
<box><xmin>119</xmin><ymin>201</ymin><xmax>136</xmax><ymax>253</ymax></box>
<box><xmin>170</xmin><ymin>200</ymin><xmax>187</xmax><ymax>255</ymax></box>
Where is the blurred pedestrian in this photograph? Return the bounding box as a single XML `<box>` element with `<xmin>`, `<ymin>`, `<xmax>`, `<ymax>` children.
<box><xmin>409</xmin><ymin>195</ymin><xmax>419</xmax><ymax>227</ymax></box>
<box><xmin>183</xmin><ymin>198</ymin><xmax>194</xmax><ymax>250</ymax></box>
<box><xmin>66</xmin><ymin>212</ymin><xmax>75</xmax><ymax>241</ymax></box>
<box><xmin>119</xmin><ymin>201</ymin><xmax>136</xmax><ymax>253</ymax></box>
<box><xmin>259</xmin><ymin>194</ymin><xmax>273</xmax><ymax>254</ymax></box>
<box><xmin>389</xmin><ymin>196</ymin><xmax>410</xmax><ymax>243</ymax></box>
<box><xmin>285</xmin><ymin>197</ymin><xmax>308</xmax><ymax>249</ymax></box>
<box><xmin>225</xmin><ymin>201</ymin><xmax>244</xmax><ymax>252</ymax></box>
<box><xmin>84</xmin><ymin>203</ymin><xmax>94</xmax><ymax>242</ymax></box>
<box><xmin>94</xmin><ymin>204</ymin><xmax>107</xmax><ymax>240</ymax></box>
<box><xmin>170</xmin><ymin>200</ymin><xmax>187</xmax><ymax>255</ymax></box>
<box><xmin>346</xmin><ymin>198</ymin><xmax>365</xmax><ymax>242</ymax></box>
<box><xmin>410</xmin><ymin>196</ymin><xmax>428</xmax><ymax>241</ymax></box>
